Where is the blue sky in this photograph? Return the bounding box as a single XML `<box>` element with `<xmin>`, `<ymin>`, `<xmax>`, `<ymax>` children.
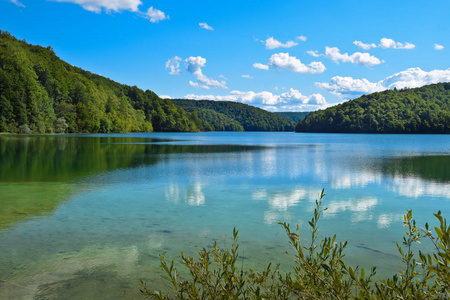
<box><xmin>1</xmin><ymin>0</ymin><xmax>449</xmax><ymax>111</ymax></box>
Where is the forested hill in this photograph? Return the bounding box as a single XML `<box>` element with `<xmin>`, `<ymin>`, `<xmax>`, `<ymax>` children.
<box><xmin>296</xmin><ymin>83</ymin><xmax>450</xmax><ymax>134</ymax></box>
<box><xmin>171</xmin><ymin>99</ymin><xmax>295</xmax><ymax>131</ymax></box>
<box><xmin>275</xmin><ymin>112</ymin><xmax>310</xmax><ymax>123</ymax></box>
<box><xmin>0</xmin><ymin>30</ymin><xmax>200</xmax><ymax>133</ymax></box>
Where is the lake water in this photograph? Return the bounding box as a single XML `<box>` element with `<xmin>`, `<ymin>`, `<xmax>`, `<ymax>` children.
<box><xmin>0</xmin><ymin>132</ymin><xmax>449</xmax><ymax>299</ymax></box>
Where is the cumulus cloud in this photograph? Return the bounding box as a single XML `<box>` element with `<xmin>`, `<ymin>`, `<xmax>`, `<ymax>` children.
<box><xmin>269</xmin><ymin>52</ymin><xmax>326</xmax><ymax>74</ymax></box>
<box><xmin>253</xmin><ymin>62</ymin><xmax>269</xmax><ymax>70</ymax></box>
<box><xmin>434</xmin><ymin>43</ymin><xmax>444</xmax><ymax>50</ymax></box>
<box><xmin>324</xmin><ymin>47</ymin><xmax>383</xmax><ymax>66</ymax></box>
<box><xmin>50</xmin><ymin>1</ymin><xmax>170</xmax><ymax>23</ymax></box>
<box><xmin>379</xmin><ymin>38</ymin><xmax>415</xmax><ymax>49</ymax></box>
<box><xmin>50</xmin><ymin>0</ymin><xmax>142</xmax><ymax>13</ymax></box>
<box><xmin>354</xmin><ymin>38</ymin><xmax>415</xmax><ymax>50</ymax></box>
<box><xmin>353</xmin><ymin>41</ymin><xmax>377</xmax><ymax>50</ymax></box>
<box><xmin>185</xmin><ymin>56</ymin><xmax>227</xmax><ymax>89</ymax></box>
<box><xmin>189</xmin><ymin>81</ymin><xmax>210</xmax><ymax>89</ymax></box>
<box><xmin>316</xmin><ymin>67</ymin><xmax>450</xmax><ymax>98</ymax></box>
<box><xmin>199</xmin><ymin>22</ymin><xmax>213</xmax><ymax>31</ymax></box>
<box><xmin>382</xmin><ymin>67</ymin><xmax>450</xmax><ymax>89</ymax></box>
<box><xmin>49</xmin><ymin>0</ymin><xmax>170</xmax><ymax>23</ymax></box>
<box><xmin>297</xmin><ymin>36</ymin><xmax>307</xmax><ymax>42</ymax></box>
<box><xmin>145</xmin><ymin>6</ymin><xmax>169</xmax><ymax>23</ymax></box>
<box><xmin>10</xmin><ymin>0</ymin><xmax>25</xmax><ymax>7</ymax></box>
<box><xmin>316</xmin><ymin>77</ymin><xmax>385</xmax><ymax>98</ymax></box>
<box><xmin>242</xmin><ymin>75</ymin><xmax>253</xmax><ymax>79</ymax></box>
<box><xmin>184</xmin><ymin>88</ymin><xmax>328</xmax><ymax>111</ymax></box>
<box><xmin>159</xmin><ymin>95</ymin><xmax>172</xmax><ymax>99</ymax></box>
<box><xmin>306</xmin><ymin>50</ymin><xmax>320</xmax><ymax>57</ymax></box>
<box><xmin>265</xmin><ymin>37</ymin><xmax>298</xmax><ymax>50</ymax></box>
<box><xmin>165</xmin><ymin>56</ymin><xmax>182</xmax><ymax>75</ymax></box>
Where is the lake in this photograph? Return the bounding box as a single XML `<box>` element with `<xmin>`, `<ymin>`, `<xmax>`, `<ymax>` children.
<box><xmin>0</xmin><ymin>132</ymin><xmax>449</xmax><ymax>299</ymax></box>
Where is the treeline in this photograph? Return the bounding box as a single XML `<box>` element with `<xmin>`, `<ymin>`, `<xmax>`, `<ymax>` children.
<box><xmin>0</xmin><ymin>30</ymin><xmax>200</xmax><ymax>133</ymax></box>
<box><xmin>274</xmin><ymin>111</ymin><xmax>310</xmax><ymax>123</ymax></box>
<box><xmin>171</xmin><ymin>99</ymin><xmax>295</xmax><ymax>131</ymax></box>
<box><xmin>296</xmin><ymin>83</ymin><xmax>450</xmax><ymax>133</ymax></box>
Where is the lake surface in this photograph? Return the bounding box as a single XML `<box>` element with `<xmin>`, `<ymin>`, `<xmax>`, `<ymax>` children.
<box><xmin>0</xmin><ymin>132</ymin><xmax>449</xmax><ymax>299</ymax></box>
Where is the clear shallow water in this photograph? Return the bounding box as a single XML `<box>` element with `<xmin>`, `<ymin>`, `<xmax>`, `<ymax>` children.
<box><xmin>0</xmin><ymin>132</ymin><xmax>449</xmax><ymax>299</ymax></box>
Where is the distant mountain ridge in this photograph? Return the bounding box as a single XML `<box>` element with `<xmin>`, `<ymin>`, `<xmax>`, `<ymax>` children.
<box><xmin>0</xmin><ymin>30</ymin><xmax>200</xmax><ymax>133</ymax></box>
<box><xmin>171</xmin><ymin>99</ymin><xmax>295</xmax><ymax>131</ymax></box>
<box><xmin>296</xmin><ymin>83</ymin><xmax>450</xmax><ymax>134</ymax></box>
<box><xmin>275</xmin><ymin>112</ymin><xmax>311</xmax><ymax>123</ymax></box>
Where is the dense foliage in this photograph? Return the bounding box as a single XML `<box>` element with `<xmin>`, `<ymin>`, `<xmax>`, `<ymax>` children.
<box><xmin>141</xmin><ymin>190</ymin><xmax>450</xmax><ymax>299</ymax></box>
<box><xmin>275</xmin><ymin>111</ymin><xmax>310</xmax><ymax>123</ymax></box>
<box><xmin>296</xmin><ymin>83</ymin><xmax>450</xmax><ymax>133</ymax></box>
<box><xmin>0</xmin><ymin>30</ymin><xmax>199</xmax><ymax>133</ymax></box>
<box><xmin>171</xmin><ymin>99</ymin><xmax>295</xmax><ymax>132</ymax></box>
<box><xmin>181</xmin><ymin>107</ymin><xmax>244</xmax><ymax>131</ymax></box>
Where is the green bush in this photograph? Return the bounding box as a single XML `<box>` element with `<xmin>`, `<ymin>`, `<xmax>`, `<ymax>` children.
<box><xmin>141</xmin><ymin>190</ymin><xmax>450</xmax><ymax>299</ymax></box>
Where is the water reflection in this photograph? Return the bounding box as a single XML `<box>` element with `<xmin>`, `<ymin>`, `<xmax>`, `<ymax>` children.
<box><xmin>165</xmin><ymin>182</ymin><xmax>206</xmax><ymax>206</ymax></box>
<box><xmin>390</xmin><ymin>175</ymin><xmax>450</xmax><ymax>198</ymax></box>
<box><xmin>325</xmin><ymin>197</ymin><xmax>378</xmax><ymax>223</ymax></box>
<box><xmin>377</xmin><ymin>213</ymin><xmax>404</xmax><ymax>229</ymax></box>
<box><xmin>1</xmin><ymin>133</ymin><xmax>449</xmax><ymax>299</ymax></box>
<box><xmin>0</xmin><ymin>135</ymin><xmax>264</xmax><ymax>230</ymax></box>
<box><xmin>331</xmin><ymin>171</ymin><xmax>382</xmax><ymax>189</ymax></box>
<box><xmin>253</xmin><ymin>188</ymin><xmax>322</xmax><ymax>224</ymax></box>
<box><xmin>186</xmin><ymin>183</ymin><xmax>206</xmax><ymax>206</ymax></box>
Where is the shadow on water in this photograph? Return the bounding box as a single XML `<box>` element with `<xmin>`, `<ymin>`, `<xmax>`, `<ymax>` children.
<box><xmin>0</xmin><ymin>135</ymin><xmax>265</xmax><ymax>230</ymax></box>
<box><xmin>381</xmin><ymin>155</ymin><xmax>450</xmax><ymax>183</ymax></box>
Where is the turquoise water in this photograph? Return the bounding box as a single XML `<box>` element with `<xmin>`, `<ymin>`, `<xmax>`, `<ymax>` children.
<box><xmin>0</xmin><ymin>132</ymin><xmax>449</xmax><ymax>299</ymax></box>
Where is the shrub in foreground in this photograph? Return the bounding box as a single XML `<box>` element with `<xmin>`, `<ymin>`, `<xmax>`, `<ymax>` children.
<box><xmin>140</xmin><ymin>190</ymin><xmax>450</xmax><ymax>299</ymax></box>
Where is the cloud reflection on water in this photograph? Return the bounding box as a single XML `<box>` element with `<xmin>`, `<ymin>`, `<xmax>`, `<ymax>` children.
<box><xmin>165</xmin><ymin>182</ymin><xmax>205</xmax><ymax>206</ymax></box>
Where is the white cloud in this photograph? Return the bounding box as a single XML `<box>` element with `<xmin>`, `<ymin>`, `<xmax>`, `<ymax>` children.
<box><xmin>379</xmin><ymin>38</ymin><xmax>415</xmax><ymax>49</ymax></box>
<box><xmin>188</xmin><ymin>81</ymin><xmax>198</xmax><ymax>88</ymax></box>
<box><xmin>50</xmin><ymin>0</ymin><xmax>142</xmax><ymax>13</ymax></box>
<box><xmin>324</xmin><ymin>47</ymin><xmax>383</xmax><ymax>66</ymax></box>
<box><xmin>353</xmin><ymin>41</ymin><xmax>377</xmax><ymax>50</ymax></box>
<box><xmin>184</xmin><ymin>88</ymin><xmax>328</xmax><ymax>111</ymax></box>
<box><xmin>242</xmin><ymin>75</ymin><xmax>253</xmax><ymax>79</ymax></box>
<box><xmin>189</xmin><ymin>81</ymin><xmax>210</xmax><ymax>89</ymax></box>
<box><xmin>381</xmin><ymin>67</ymin><xmax>450</xmax><ymax>89</ymax></box>
<box><xmin>10</xmin><ymin>0</ymin><xmax>25</xmax><ymax>7</ymax></box>
<box><xmin>269</xmin><ymin>52</ymin><xmax>326</xmax><ymax>74</ymax></box>
<box><xmin>296</xmin><ymin>35</ymin><xmax>307</xmax><ymax>42</ymax></box>
<box><xmin>185</xmin><ymin>56</ymin><xmax>227</xmax><ymax>89</ymax></box>
<box><xmin>306</xmin><ymin>50</ymin><xmax>320</xmax><ymax>57</ymax></box>
<box><xmin>316</xmin><ymin>77</ymin><xmax>385</xmax><ymax>98</ymax></box>
<box><xmin>316</xmin><ymin>67</ymin><xmax>450</xmax><ymax>98</ymax></box>
<box><xmin>354</xmin><ymin>38</ymin><xmax>415</xmax><ymax>50</ymax></box>
<box><xmin>165</xmin><ymin>56</ymin><xmax>182</xmax><ymax>75</ymax></box>
<box><xmin>199</xmin><ymin>22</ymin><xmax>214</xmax><ymax>31</ymax></box>
<box><xmin>280</xmin><ymin>89</ymin><xmax>327</xmax><ymax>105</ymax></box>
<box><xmin>265</xmin><ymin>37</ymin><xmax>298</xmax><ymax>50</ymax></box>
<box><xmin>145</xmin><ymin>6</ymin><xmax>169</xmax><ymax>23</ymax></box>
<box><xmin>253</xmin><ymin>62</ymin><xmax>269</xmax><ymax>70</ymax></box>
<box><xmin>159</xmin><ymin>95</ymin><xmax>172</xmax><ymax>99</ymax></box>
<box><xmin>434</xmin><ymin>43</ymin><xmax>444</xmax><ymax>50</ymax></box>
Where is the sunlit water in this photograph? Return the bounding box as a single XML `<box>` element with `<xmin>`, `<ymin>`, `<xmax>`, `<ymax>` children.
<box><xmin>0</xmin><ymin>132</ymin><xmax>449</xmax><ymax>299</ymax></box>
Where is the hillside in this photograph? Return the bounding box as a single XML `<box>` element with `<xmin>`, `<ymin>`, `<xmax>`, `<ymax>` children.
<box><xmin>275</xmin><ymin>112</ymin><xmax>310</xmax><ymax>123</ymax></box>
<box><xmin>171</xmin><ymin>99</ymin><xmax>295</xmax><ymax>131</ymax></box>
<box><xmin>0</xmin><ymin>30</ymin><xmax>200</xmax><ymax>133</ymax></box>
<box><xmin>296</xmin><ymin>83</ymin><xmax>450</xmax><ymax>134</ymax></box>
<box><xmin>181</xmin><ymin>107</ymin><xmax>244</xmax><ymax>131</ymax></box>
